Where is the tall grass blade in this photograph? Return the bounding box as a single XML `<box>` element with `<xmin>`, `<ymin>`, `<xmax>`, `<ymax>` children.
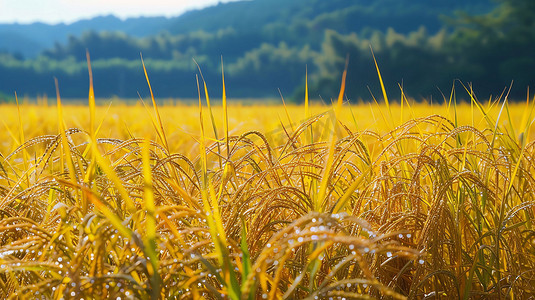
<box><xmin>279</xmin><ymin>88</ymin><xmax>295</xmax><ymax>132</ymax></box>
<box><xmin>195</xmin><ymin>59</ymin><xmax>222</xmax><ymax>167</ymax></box>
<box><xmin>305</xmin><ymin>65</ymin><xmax>309</xmax><ymax>120</ymax></box>
<box><xmin>316</xmin><ymin>64</ymin><xmax>347</xmax><ymax>211</ymax></box>
<box><xmin>89</xmin><ymin>140</ymin><xmax>136</xmax><ymax>214</ymax></box>
<box><xmin>221</xmin><ymin>56</ymin><xmax>229</xmax><ymax>156</ymax></box>
<box><xmin>141</xmin><ymin>137</ymin><xmax>161</xmax><ymax>299</ymax></box>
<box><xmin>86</xmin><ymin>50</ymin><xmax>96</xmax><ymax>139</ymax></box>
<box><xmin>370</xmin><ymin>46</ymin><xmax>391</xmax><ymax>117</ymax></box>
<box><xmin>54</xmin><ymin>78</ymin><xmax>77</xmax><ymax>183</ymax></box>
<box><xmin>14</xmin><ymin>92</ymin><xmax>29</xmax><ymax>186</ymax></box>
<box><xmin>141</xmin><ymin>53</ymin><xmax>169</xmax><ymax>151</ymax></box>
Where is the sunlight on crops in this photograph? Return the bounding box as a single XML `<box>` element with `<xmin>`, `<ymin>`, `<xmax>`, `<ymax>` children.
<box><xmin>1</xmin><ymin>92</ymin><xmax>535</xmax><ymax>298</ymax></box>
<box><xmin>2</xmin><ymin>100</ymin><xmax>532</xmax><ymax>154</ymax></box>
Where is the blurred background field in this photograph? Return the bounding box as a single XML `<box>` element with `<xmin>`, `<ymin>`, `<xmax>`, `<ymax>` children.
<box><xmin>2</xmin><ymin>100</ymin><xmax>533</xmax><ymax>156</ymax></box>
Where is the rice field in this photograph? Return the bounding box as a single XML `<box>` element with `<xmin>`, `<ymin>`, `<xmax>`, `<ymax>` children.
<box><xmin>1</xmin><ymin>69</ymin><xmax>535</xmax><ymax>299</ymax></box>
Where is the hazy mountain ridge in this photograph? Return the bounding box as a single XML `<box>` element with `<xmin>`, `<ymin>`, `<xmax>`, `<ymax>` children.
<box><xmin>167</xmin><ymin>0</ymin><xmax>493</xmax><ymax>35</ymax></box>
<box><xmin>5</xmin><ymin>0</ymin><xmax>531</xmax><ymax>101</ymax></box>
<box><xmin>0</xmin><ymin>15</ymin><xmax>173</xmax><ymax>57</ymax></box>
<box><xmin>0</xmin><ymin>0</ymin><xmax>493</xmax><ymax>58</ymax></box>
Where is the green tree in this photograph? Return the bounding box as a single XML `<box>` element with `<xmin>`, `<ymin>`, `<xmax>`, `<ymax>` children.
<box><xmin>311</xmin><ymin>28</ymin><xmax>450</xmax><ymax>102</ymax></box>
<box><xmin>448</xmin><ymin>0</ymin><xmax>535</xmax><ymax>96</ymax></box>
<box><xmin>0</xmin><ymin>90</ymin><xmax>14</xmax><ymax>103</ymax></box>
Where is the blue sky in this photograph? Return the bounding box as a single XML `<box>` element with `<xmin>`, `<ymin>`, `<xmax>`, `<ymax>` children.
<box><xmin>0</xmin><ymin>0</ymin><xmax>238</xmax><ymax>24</ymax></box>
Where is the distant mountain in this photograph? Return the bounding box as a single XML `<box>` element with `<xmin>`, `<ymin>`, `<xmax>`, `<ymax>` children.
<box><xmin>3</xmin><ymin>0</ymin><xmax>515</xmax><ymax>101</ymax></box>
<box><xmin>0</xmin><ymin>15</ymin><xmax>173</xmax><ymax>58</ymax></box>
<box><xmin>166</xmin><ymin>0</ymin><xmax>493</xmax><ymax>35</ymax></box>
<box><xmin>0</xmin><ymin>0</ymin><xmax>493</xmax><ymax>58</ymax></box>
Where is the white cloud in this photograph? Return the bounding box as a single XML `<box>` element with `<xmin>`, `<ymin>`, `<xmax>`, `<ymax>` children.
<box><xmin>0</xmin><ymin>0</ymin><xmax>235</xmax><ymax>24</ymax></box>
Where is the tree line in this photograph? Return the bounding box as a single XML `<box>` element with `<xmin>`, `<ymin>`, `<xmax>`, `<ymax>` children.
<box><xmin>0</xmin><ymin>0</ymin><xmax>532</xmax><ymax>102</ymax></box>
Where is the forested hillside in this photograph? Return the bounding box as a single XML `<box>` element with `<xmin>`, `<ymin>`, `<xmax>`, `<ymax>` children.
<box><xmin>2</xmin><ymin>0</ymin><xmax>532</xmax><ymax>101</ymax></box>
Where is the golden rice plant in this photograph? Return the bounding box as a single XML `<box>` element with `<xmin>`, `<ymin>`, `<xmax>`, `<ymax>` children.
<box><xmin>1</xmin><ymin>57</ymin><xmax>535</xmax><ymax>299</ymax></box>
